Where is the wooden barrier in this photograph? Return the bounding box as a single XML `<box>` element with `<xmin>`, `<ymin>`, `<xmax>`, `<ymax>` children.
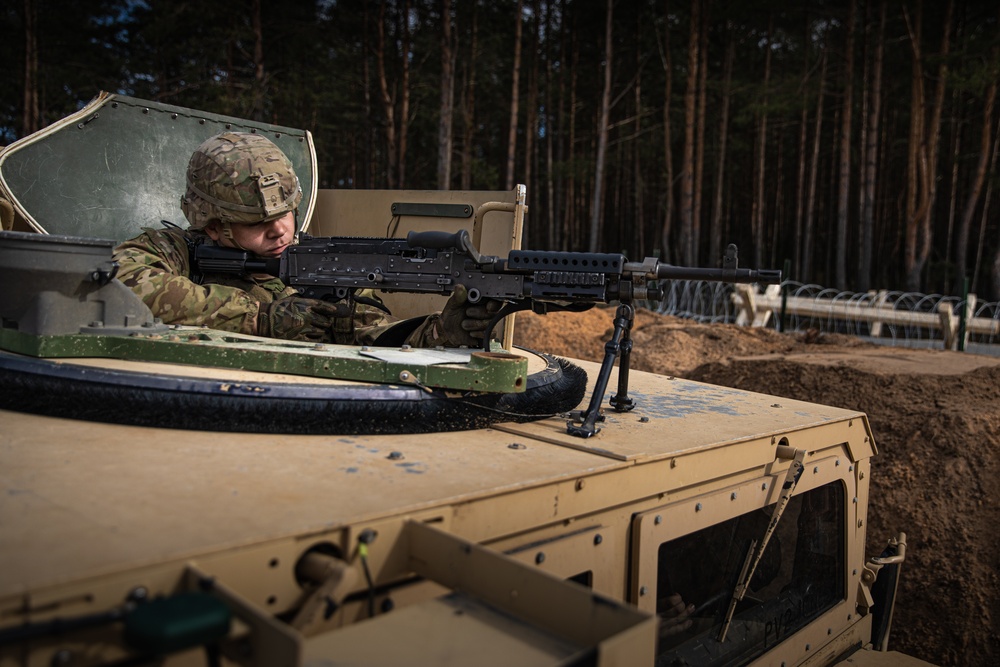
<box><xmin>732</xmin><ymin>285</ymin><xmax>999</xmax><ymax>350</ymax></box>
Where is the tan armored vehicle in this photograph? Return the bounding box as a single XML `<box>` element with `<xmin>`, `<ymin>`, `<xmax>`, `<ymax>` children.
<box><xmin>0</xmin><ymin>95</ymin><xmax>921</xmax><ymax>666</ymax></box>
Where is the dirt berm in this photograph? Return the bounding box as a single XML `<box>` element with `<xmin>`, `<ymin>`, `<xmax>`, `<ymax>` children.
<box><xmin>515</xmin><ymin>306</ymin><xmax>1000</xmax><ymax>667</ymax></box>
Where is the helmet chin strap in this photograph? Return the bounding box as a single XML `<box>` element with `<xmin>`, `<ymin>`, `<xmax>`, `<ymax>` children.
<box><xmin>220</xmin><ymin>221</ymin><xmax>250</xmax><ymax>252</ymax></box>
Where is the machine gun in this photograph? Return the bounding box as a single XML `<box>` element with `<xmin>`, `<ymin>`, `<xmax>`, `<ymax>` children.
<box><xmin>194</xmin><ymin>230</ymin><xmax>781</xmax><ymax>437</ymax></box>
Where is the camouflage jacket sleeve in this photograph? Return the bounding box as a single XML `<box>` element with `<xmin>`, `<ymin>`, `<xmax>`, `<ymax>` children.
<box><xmin>114</xmin><ymin>228</ymin><xmax>265</xmax><ymax>334</ymax></box>
<box><xmin>113</xmin><ymin>228</ymin><xmax>395</xmax><ymax>343</ymax></box>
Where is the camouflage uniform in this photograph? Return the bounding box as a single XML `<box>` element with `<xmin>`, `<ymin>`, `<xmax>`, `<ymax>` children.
<box><xmin>114</xmin><ymin>226</ymin><xmax>402</xmax><ymax>345</ymax></box>
<box><xmin>114</xmin><ymin>131</ymin><xmax>463</xmax><ymax>348</ymax></box>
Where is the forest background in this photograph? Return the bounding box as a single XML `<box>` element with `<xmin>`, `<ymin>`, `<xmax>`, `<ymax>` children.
<box><xmin>2</xmin><ymin>0</ymin><xmax>999</xmax><ymax>300</ymax></box>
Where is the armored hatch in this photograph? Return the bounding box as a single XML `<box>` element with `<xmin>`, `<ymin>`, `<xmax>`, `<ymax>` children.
<box><xmin>0</xmin><ymin>92</ymin><xmax>318</xmax><ymax>241</ymax></box>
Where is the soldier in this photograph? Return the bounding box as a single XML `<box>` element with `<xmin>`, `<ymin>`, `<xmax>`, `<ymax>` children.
<box><xmin>114</xmin><ymin>132</ymin><xmax>496</xmax><ymax>347</ymax></box>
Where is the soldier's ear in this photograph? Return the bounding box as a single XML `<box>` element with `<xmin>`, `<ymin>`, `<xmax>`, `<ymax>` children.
<box><xmin>204</xmin><ymin>221</ymin><xmax>222</xmax><ymax>242</ymax></box>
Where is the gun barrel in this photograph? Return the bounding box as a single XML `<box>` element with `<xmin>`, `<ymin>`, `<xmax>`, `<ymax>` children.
<box><xmin>654</xmin><ymin>265</ymin><xmax>782</xmax><ymax>284</ymax></box>
<box><xmin>750</xmin><ymin>269</ymin><xmax>783</xmax><ymax>284</ymax></box>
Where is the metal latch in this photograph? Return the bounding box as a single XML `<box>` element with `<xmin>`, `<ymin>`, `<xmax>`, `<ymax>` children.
<box><xmin>858</xmin><ymin>531</ymin><xmax>907</xmax><ymax>616</ymax></box>
<box><xmin>858</xmin><ymin>532</ymin><xmax>908</xmax><ymax>651</ymax></box>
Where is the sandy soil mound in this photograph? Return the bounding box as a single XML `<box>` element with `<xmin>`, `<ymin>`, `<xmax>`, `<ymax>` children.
<box><xmin>515</xmin><ymin>306</ymin><xmax>1000</xmax><ymax>667</ymax></box>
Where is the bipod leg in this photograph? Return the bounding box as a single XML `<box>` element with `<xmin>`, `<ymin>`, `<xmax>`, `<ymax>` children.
<box><xmin>609</xmin><ymin>320</ymin><xmax>635</xmax><ymax>412</ymax></box>
<box><xmin>567</xmin><ymin>304</ymin><xmax>635</xmax><ymax>438</ymax></box>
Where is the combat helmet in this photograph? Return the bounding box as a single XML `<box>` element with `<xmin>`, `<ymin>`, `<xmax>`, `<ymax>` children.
<box><xmin>181</xmin><ymin>132</ymin><xmax>302</xmax><ymax>230</ymax></box>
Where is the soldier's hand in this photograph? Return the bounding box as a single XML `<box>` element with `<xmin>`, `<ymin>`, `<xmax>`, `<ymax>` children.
<box><xmin>437</xmin><ymin>285</ymin><xmax>503</xmax><ymax>347</ymax></box>
<box><xmin>258</xmin><ymin>296</ymin><xmax>351</xmax><ymax>342</ymax></box>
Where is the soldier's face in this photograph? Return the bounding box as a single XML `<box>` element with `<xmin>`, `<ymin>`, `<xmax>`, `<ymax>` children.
<box><xmin>206</xmin><ymin>211</ymin><xmax>295</xmax><ymax>257</ymax></box>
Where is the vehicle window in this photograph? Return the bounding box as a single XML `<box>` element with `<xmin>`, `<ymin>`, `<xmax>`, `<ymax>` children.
<box><xmin>655</xmin><ymin>482</ymin><xmax>845</xmax><ymax>665</ymax></box>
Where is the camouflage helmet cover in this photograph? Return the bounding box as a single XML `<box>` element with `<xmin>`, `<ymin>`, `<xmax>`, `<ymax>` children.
<box><xmin>181</xmin><ymin>132</ymin><xmax>302</xmax><ymax>229</ymax></box>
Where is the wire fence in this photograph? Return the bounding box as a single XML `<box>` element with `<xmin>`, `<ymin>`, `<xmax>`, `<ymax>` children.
<box><xmin>651</xmin><ymin>281</ymin><xmax>1000</xmax><ymax>356</ymax></box>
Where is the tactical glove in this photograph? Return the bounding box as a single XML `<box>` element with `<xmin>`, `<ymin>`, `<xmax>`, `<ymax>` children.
<box><xmin>424</xmin><ymin>284</ymin><xmax>503</xmax><ymax>347</ymax></box>
<box><xmin>258</xmin><ymin>296</ymin><xmax>352</xmax><ymax>342</ymax></box>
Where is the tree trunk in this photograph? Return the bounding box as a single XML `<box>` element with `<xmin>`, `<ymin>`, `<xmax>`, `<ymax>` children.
<box><xmin>856</xmin><ymin>0</ymin><xmax>869</xmax><ymax>252</ymax></box>
<box><xmin>660</xmin><ymin>0</ymin><xmax>674</xmax><ymax>261</ymax></box>
<box><xmin>363</xmin><ymin>4</ymin><xmax>376</xmax><ymax>188</ymax></box>
<box><xmin>993</xmin><ymin>248</ymin><xmax>1000</xmax><ymax>302</ymax></box>
<box><xmin>751</xmin><ymin>15</ymin><xmax>773</xmax><ymax>271</ymax></box>
<box><xmin>826</xmin><ymin>105</ymin><xmax>841</xmax><ymax>283</ymax></box>
<box><xmin>943</xmin><ymin>91</ymin><xmax>962</xmax><ymax>291</ymax></box>
<box><xmin>902</xmin><ymin>1</ymin><xmax>925</xmax><ymax>291</ymax></box>
<box><xmin>398</xmin><ymin>0</ymin><xmax>412</xmax><ymax>187</ymax></box>
<box><xmin>794</xmin><ymin>16</ymin><xmax>810</xmax><ymax>281</ymax></box>
<box><xmin>878</xmin><ymin>99</ymin><xmax>895</xmax><ymax>287</ymax></box>
<box><xmin>679</xmin><ymin>0</ymin><xmax>700</xmax><ymax>264</ymax></box>
<box><xmin>544</xmin><ymin>1</ymin><xmax>556</xmax><ymax>247</ymax></box>
<box><xmin>524</xmin><ymin>0</ymin><xmax>540</xmax><ymax>218</ymax></box>
<box><xmin>903</xmin><ymin>0</ymin><xmax>954</xmax><ymax>291</ymax></box>
<box><xmin>436</xmin><ymin>0</ymin><xmax>456</xmax><ymax>190</ymax></box>
<box><xmin>634</xmin><ymin>7</ymin><xmax>644</xmax><ymax>254</ymax></box>
<box><xmin>858</xmin><ymin>0</ymin><xmax>886</xmax><ymax>292</ymax></box>
<box><xmin>459</xmin><ymin>3</ymin><xmax>478</xmax><ymax>191</ymax></box>
<box><xmin>710</xmin><ymin>27</ymin><xmax>733</xmax><ymax>266</ymax></box>
<box><xmin>565</xmin><ymin>26</ymin><xmax>579</xmax><ymax>248</ymax></box>
<box><xmin>954</xmin><ymin>80</ymin><xmax>997</xmax><ymax>293</ymax></box>
<box><xmin>834</xmin><ymin>0</ymin><xmax>855</xmax><ymax>289</ymax></box>
<box><xmin>588</xmin><ymin>0</ymin><xmax>613</xmax><ymax>251</ymax></box>
<box><xmin>376</xmin><ymin>1</ymin><xmax>397</xmax><ymax>188</ymax></box>
<box><xmin>692</xmin><ymin>1</ymin><xmax>710</xmax><ymax>265</ymax></box>
<box><xmin>505</xmin><ymin>0</ymin><xmax>524</xmax><ymax>191</ymax></box>
<box><xmin>771</xmin><ymin>130</ymin><xmax>784</xmax><ymax>268</ymax></box>
<box><xmin>549</xmin><ymin>0</ymin><xmax>576</xmax><ymax>250</ymax></box>
<box><xmin>251</xmin><ymin>0</ymin><xmax>265</xmax><ymax>121</ymax></box>
<box><xmin>802</xmin><ymin>45</ymin><xmax>827</xmax><ymax>283</ymax></box>
<box><xmin>918</xmin><ymin>0</ymin><xmax>954</xmax><ymax>288</ymax></box>
<box><xmin>973</xmin><ymin>113</ymin><xmax>1000</xmax><ymax>295</ymax></box>
<box><xmin>22</xmin><ymin>0</ymin><xmax>40</xmax><ymax>136</ymax></box>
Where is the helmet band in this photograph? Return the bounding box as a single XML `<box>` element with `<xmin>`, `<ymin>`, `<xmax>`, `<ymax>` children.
<box><xmin>187</xmin><ymin>172</ymin><xmax>299</xmax><ymax>218</ymax></box>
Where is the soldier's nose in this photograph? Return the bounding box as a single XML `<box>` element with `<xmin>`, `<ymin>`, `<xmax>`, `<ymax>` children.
<box><xmin>268</xmin><ymin>213</ymin><xmax>293</xmax><ymax>238</ymax></box>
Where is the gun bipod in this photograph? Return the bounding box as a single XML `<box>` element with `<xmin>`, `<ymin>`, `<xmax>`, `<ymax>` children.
<box><xmin>566</xmin><ymin>303</ymin><xmax>635</xmax><ymax>438</ymax></box>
